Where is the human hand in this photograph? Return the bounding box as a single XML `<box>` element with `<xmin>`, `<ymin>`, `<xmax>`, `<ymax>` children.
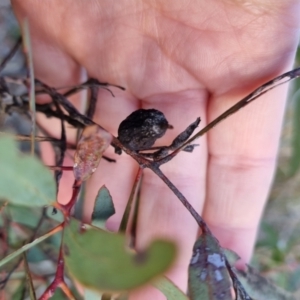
<box><xmin>12</xmin><ymin>0</ymin><xmax>300</xmax><ymax>298</ymax></box>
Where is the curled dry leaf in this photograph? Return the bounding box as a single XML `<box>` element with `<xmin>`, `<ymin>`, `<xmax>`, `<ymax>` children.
<box><xmin>170</xmin><ymin>117</ymin><xmax>200</xmax><ymax>149</ymax></box>
<box><xmin>73</xmin><ymin>125</ymin><xmax>112</xmax><ymax>181</ymax></box>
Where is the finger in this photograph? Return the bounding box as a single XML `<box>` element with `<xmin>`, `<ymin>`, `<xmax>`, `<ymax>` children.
<box><xmin>130</xmin><ymin>89</ymin><xmax>208</xmax><ymax>300</ymax></box>
<box><xmin>204</xmin><ymin>79</ymin><xmax>290</xmax><ymax>264</ymax></box>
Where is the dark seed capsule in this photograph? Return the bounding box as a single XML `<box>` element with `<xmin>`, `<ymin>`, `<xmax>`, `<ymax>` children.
<box><xmin>118</xmin><ymin>109</ymin><xmax>170</xmax><ymax>151</ymax></box>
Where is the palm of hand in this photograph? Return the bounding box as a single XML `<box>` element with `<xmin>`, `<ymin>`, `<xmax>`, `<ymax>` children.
<box><xmin>13</xmin><ymin>0</ymin><xmax>299</xmax><ymax>96</ymax></box>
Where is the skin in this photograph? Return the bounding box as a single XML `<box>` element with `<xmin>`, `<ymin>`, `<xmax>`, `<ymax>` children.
<box><xmin>12</xmin><ymin>0</ymin><xmax>300</xmax><ymax>298</ymax></box>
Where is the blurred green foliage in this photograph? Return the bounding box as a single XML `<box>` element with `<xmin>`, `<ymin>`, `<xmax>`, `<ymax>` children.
<box><xmin>254</xmin><ymin>45</ymin><xmax>300</xmax><ymax>296</ymax></box>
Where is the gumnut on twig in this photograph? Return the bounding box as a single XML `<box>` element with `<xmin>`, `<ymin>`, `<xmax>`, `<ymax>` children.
<box><xmin>117</xmin><ymin>109</ymin><xmax>173</xmax><ymax>153</ymax></box>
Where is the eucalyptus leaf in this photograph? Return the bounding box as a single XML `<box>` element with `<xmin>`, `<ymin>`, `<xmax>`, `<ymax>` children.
<box><xmin>188</xmin><ymin>233</ymin><xmax>232</xmax><ymax>300</ymax></box>
<box><xmin>12</xmin><ymin>279</ymin><xmax>26</xmax><ymax>300</ymax></box>
<box><xmin>64</xmin><ymin>218</ymin><xmax>176</xmax><ymax>292</ymax></box>
<box><xmin>92</xmin><ymin>185</ymin><xmax>115</xmax><ymax>229</ymax></box>
<box><xmin>0</xmin><ymin>136</ymin><xmax>56</xmax><ymax>207</ymax></box>
<box><xmin>45</xmin><ymin>206</ymin><xmax>64</xmax><ymax>223</ymax></box>
<box><xmin>26</xmin><ymin>245</ymin><xmax>47</xmax><ymax>263</ymax></box>
<box><xmin>50</xmin><ymin>288</ymin><xmax>66</xmax><ymax>300</ymax></box>
<box><xmin>223</xmin><ymin>248</ymin><xmax>240</xmax><ymax>266</ymax></box>
<box><xmin>7</xmin><ymin>204</ymin><xmax>42</xmax><ymax>228</ymax></box>
<box><xmin>84</xmin><ymin>288</ymin><xmax>101</xmax><ymax>299</ymax></box>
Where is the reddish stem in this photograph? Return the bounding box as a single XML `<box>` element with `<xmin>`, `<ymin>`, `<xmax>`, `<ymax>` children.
<box><xmin>60</xmin><ymin>282</ymin><xmax>76</xmax><ymax>300</ymax></box>
<box><xmin>39</xmin><ymin>239</ymin><xmax>65</xmax><ymax>300</ymax></box>
<box><xmin>61</xmin><ymin>179</ymin><xmax>81</xmax><ymax>213</ymax></box>
<box><xmin>39</xmin><ymin>179</ymin><xmax>81</xmax><ymax>299</ymax></box>
<box><xmin>48</xmin><ymin>166</ymin><xmax>74</xmax><ymax>171</ymax></box>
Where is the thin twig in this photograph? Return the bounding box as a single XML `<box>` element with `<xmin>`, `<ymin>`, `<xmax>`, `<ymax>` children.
<box><xmin>5</xmin><ymin>99</ymin><xmax>85</xmax><ymax>129</ymax></box>
<box><xmin>35</xmin><ymin>79</ymin><xmax>94</xmax><ymax>126</ymax></box>
<box><xmin>119</xmin><ymin>167</ymin><xmax>143</xmax><ymax>233</ymax></box>
<box><xmin>86</xmin><ymin>79</ymin><xmax>99</xmax><ymax>119</ymax></box>
<box><xmin>156</xmin><ymin>67</ymin><xmax>300</xmax><ymax>166</ymax></box>
<box><xmin>129</xmin><ymin>182</ymin><xmax>142</xmax><ymax>249</ymax></box>
<box><xmin>0</xmin><ymin>132</ymin><xmax>61</xmax><ymax>143</ymax></box>
<box><xmin>23</xmin><ymin>252</ymin><xmax>37</xmax><ymax>300</ymax></box>
<box><xmin>150</xmin><ymin>166</ymin><xmax>210</xmax><ymax>233</ymax></box>
<box><xmin>62</xmin><ymin>78</ymin><xmax>125</xmax><ymax>98</ymax></box>
<box><xmin>23</xmin><ymin>20</ymin><xmax>36</xmax><ymax>156</ymax></box>
<box><xmin>0</xmin><ymin>37</ymin><xmax>22</xmax><ymax>73</ymax></box>
<box><xmin>225</xmin><ymin>258</ymin><xmax>253</xmax><ymax>300</ymax></box>
<box><xmin>52</xmin><ymin>102</ymin><xmax>67</xmax><ymax>188</ymax></box>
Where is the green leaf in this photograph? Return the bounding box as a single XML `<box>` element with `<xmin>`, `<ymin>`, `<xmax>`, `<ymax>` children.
<box><xmin>64</xmin><ymin>218</ymin><xmax>176</xmax><ymax>292</ymax></box>
<box><xmin>223</xmin><ymin>248</ymin><xmax>240</xmax><ymax>266</ymax></box>
<box><xmin>45</xmin><ymin>206</ymin><xmax>64</xmax><ymax>223</ymax></box>
<box><xmin>0</xmin><ymin>136</ymin><xmax>56</xmax><ymax>207</ymax></box>
<box><xmin>188</xmin><ymin>233</ymin><xmax>232</xmax><ymax>300</ymax></box>
<box><xmin>153</xmin><ymin>276</ymin><xmax>189</xmax><ymax>300</ymax></box>
<box><xmin>7</xmin><ymin>205</ymin><xmax>42</xmax><ymax>228</ymax></box>
<box><xmin>12</xmin><ymin>279</ymin><xmax>26</xmax><ymax>300</ymax></box>
<box><xmin>91</xmin><ymin>185</ymin><xmax>115</xmax><ymax>229</ymax></box>
<box><xmin>26</xmin><ymin>245</ymin><xmax>47</xmax><ymax>263</ymax></box>
<box><xmin>84</xmin><ymin>288</ymin><xmax>101</xmax><ymax>300</ymax></box>
<box><xmin>50</xmin><ymin>288</ymin><xmax>67</xmax><ymax>300</ymax></box>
